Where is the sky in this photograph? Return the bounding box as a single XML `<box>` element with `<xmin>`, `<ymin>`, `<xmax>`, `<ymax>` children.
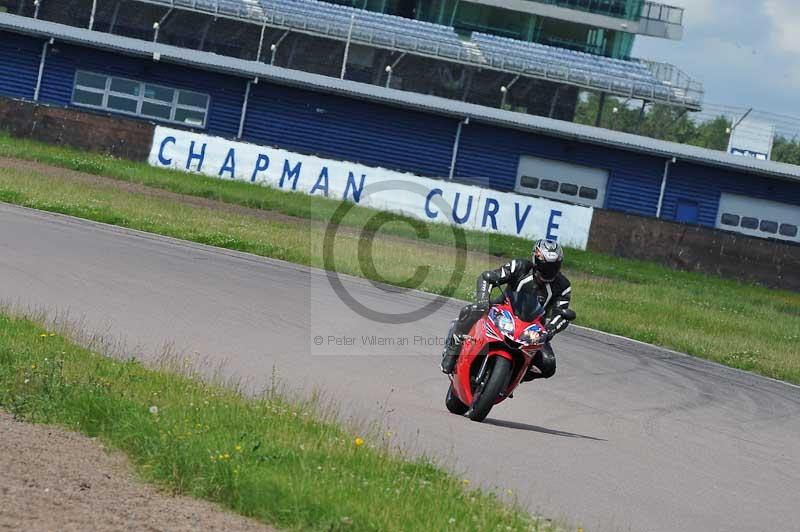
<box><xmin>632</xmin><ymin>0</ymin><xmax>800</xmax><ymax>117</ymax></box>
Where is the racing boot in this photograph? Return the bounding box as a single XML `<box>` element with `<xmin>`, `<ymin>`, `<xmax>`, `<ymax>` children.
<box><xmin>521</xmin><ymin>363</ymin><xmax>542</xmax><ymax>382</ymax></box>
<box><xmin>440</xmin><ymin>321</ymin><xmax>462</xmax><ymax>374</ymax></box>
<box><xmin>523</xmin><ymin>344</ymin><xmax>556</xmax><ymax>382</ymax></box>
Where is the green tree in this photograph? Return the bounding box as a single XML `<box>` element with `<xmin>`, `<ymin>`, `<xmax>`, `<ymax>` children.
<box><xmin>693</xmin><ymin>116</ymin><xmax>731</xmax><ymax>151</ymax></box>
<box><xmin>771</xmin><ymin>136</ymin><xmax>800</xmax><ymax>166</ymax></box>
<box><xmin>572</xmin><ymin>93</ymin><xmax>800</xmax><ymax>165</ymax></box>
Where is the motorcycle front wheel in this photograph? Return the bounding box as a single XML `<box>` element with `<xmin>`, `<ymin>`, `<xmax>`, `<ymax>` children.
<box><xmin>467</xmin><ymin>356</ymin><xmax>512</xmax><ymax>422</ymax></box>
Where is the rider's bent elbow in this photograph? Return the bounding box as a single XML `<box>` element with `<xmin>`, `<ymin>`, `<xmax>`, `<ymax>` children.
<box><xmin>481</xmin><ymin>270</ymin><xmax>501</xmax><ymax>285</ymax></box>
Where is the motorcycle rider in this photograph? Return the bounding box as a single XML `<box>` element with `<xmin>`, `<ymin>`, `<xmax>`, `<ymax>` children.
<box><xmin>440</xmin><ymin>239</ymin><xmax>572</xmax><ymax>381</ymax></box>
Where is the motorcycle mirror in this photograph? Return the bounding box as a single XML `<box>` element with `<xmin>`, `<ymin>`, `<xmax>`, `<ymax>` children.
<box><xmin>560</xmin><ymin>309</ymin><xmax>577</xmax><ymax>322</ymax></box>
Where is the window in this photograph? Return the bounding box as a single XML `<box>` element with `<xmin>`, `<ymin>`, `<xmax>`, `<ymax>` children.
<box><xmin>759</xmin><ymin>220</ymin><xmax>778</xmax><ymax>234</ymax></box>
<box><xmin>559</xmin><ymin>183</ymin><xmax>578</xmax><ymax>196</ymax></box>
<box><xmin>174</xmin><ymin>108</ymin><xmax>206</xmax><ymax>127</ymax></box>
<box><xmin>519</xmin><ymin>176</ymin><xmax>539</xmax><ymax>189</ymax></box>
<box><xmin>142</xmin><ymin>101</ymin><xmax>172</xmax><ymax>120</ymax></box>
<box><xmin>178</xmin><ymin>91</ymin><xmax>209</xmax><ymax>108</ymax></box>
<box><xmin>720</xmin><ymin>213</ymin><xmax>740</xmax><ymax>227</ymax></box>
<box><xmin>76</xmin><ymin>71</ymin><xmax>106</xmax><ymax>90</ymax></box>
<box><xmin>72</xmin><ymin>71</ymin><xmax>210</xmax><ymax>128</ymax></box>
<box><xmin>110</xmin><ymin>78</ymin><xmax>140</xmax><ymax>96</ymax></box>
<box><xmin>780</xmin><ymin>224</ymin><xmax>798</xmax><ymax>237</ymax></box>
<box><xmin>740</xmin><ymin>217</ymin><xmax>759</xmax><ymax>230</ymax></box>
<box><xmin>144</xmin><ymin>84</ymin><xmax>173</xmax><ymax>102</ymax></box>
<box><xmin>73</xmin><ymin>90</ymin><xmax>103</xmax><ymax>107</ymax></box>
<box><xmin>108</xmin><ymin>95</ymin><xmax>138</xmax><ymax>113</ymax></box>
<box><xmin>540</xmin><ymin>179</ymin><xmax>559</xmax><ymax>192</ymax></box>
<box><xmin>72</xmin><ymin>71</ymin><xmax>106</xmax><ymax>107</ymax></box>
<box><xmin>579</xmin><ymin>186</ymin><xmax>598</xmax><ymax>200</ymax></box>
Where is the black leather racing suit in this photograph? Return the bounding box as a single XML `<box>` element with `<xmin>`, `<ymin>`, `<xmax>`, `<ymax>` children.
<box><xmin>443</xmin><ymin>258</ymin><xmax>572</xmax><ymax>379</ymax></box>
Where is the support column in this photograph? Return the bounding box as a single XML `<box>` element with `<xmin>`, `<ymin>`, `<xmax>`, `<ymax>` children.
<box><xmin>89</xmin><ymin>0</ymin><xmax>97</xmax><ymax>30</ymax></box>
<box><xmin>449</xmin><ymin>117</ymin><xmax>469</xmax><ymax>180</ymax></box>
<box><xmin>656</xmin><ymin>157</ymin><xmax>674</xmax><ymax>219</ymax></box>
<box><xmin>595</xmin><ymin>92</ymin><xmax>606</xmax><ymax>127</ymax></box>
<box><xmin>340</xmin><ymin>13</ymin><xmax>356</xmax><ymax>79</ymax></box>
<box><xmin>548</xmin><ymin>86</ymin><xmax>562</xmax><ymax>118</ymax></box>
<box><xmin>256</xmin><ymin>19</ymin><xmax>267</xmax><ymax>62</ymax></box>
<box><xmin>34</xmin><ymin>38</ymin><xmax>51</xmax><ymax>102</ymax></box>
<box><xmin>238</xmin><ymin>80</ymin><xmax>253</xmax><ymax>139</ymax></box>
<box><xmin>198</xmin><ymin>18</ymin><xmax>213</xmax><ymax>51</ymax></box>
<box><xmin>636</xmin><ymin>100</ymin><xmax>648</xmax><ymax>132</ymax></box>
<box><xmin>109</xmin><ymin>1</ymin><xmax>123</xmax><ymax>34</ymax></box>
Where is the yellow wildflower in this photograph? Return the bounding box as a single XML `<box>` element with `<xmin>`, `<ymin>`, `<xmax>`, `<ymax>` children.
<box><xmin>354</xmin><ymin>437</ymin><xmax>365</xmax><ymax>447</ymax></box>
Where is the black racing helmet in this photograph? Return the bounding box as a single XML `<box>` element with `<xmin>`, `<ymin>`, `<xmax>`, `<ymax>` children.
<box><xmin>532</xmin><ymin>239</ymin><xmax>564</xmax><ymax>282</ymax></box>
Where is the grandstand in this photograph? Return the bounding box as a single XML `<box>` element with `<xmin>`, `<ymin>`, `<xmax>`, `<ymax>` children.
<box><xmin>3</xmin><ymin>0</ymin><xmax>703</xmax><ymax>121</ymax></box>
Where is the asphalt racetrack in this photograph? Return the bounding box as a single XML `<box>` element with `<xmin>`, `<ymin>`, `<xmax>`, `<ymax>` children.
<box><xmin>1</xmin><ymin>203</ymin><xmax>799</xmax><ymax>532</ymax></box>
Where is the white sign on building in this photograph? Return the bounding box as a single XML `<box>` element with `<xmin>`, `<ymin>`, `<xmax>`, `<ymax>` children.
<box><xmin>148</xmin><ymin>127</ymin><xmax>594</xmax><ymax>249</ymax></box>
<box><xmin>727</xmin><ymin>118</ymin><xmax>775</xmax><ymax>161</ymax></box>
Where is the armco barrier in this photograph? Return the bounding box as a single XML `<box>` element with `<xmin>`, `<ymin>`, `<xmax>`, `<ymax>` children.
<box><xmin>588</xmin><ymin>209</ymin><xmax>800</xmax><ymax>291</ymax></box>
<box><xmin>148</xmin><ymin>126</ymin><xmax>595</xmax><ymax>250</ymax></box>
<box><xmin>0</xmin><ymin>96</ymin><xmax>153</xmax><ymax>160</ymax></box>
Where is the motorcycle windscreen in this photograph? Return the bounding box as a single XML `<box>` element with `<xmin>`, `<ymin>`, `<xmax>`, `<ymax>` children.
<box><xmin>505</xmin><ymin>289</ymin><xmax>544</xmax><ymax>323</ymax></box>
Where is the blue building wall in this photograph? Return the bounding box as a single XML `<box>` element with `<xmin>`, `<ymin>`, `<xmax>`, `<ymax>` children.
<box><xmin>244</xmin><ymin>83</ymin><xmax>458</xmax><ymax>178</ymax></box>
<box><xmin>1</xmin><ymin>28</ymin><xmax>799</xmax><ymax>231</ymax></box>
<box><xmin>37</xmin><ymin>41</ymin><xmax>246</xmax><ymax>139</ymax></box>
<box><xmin>454</xmin><ymin>123</ymin><xmax>667</xmax><ymax>216</ymax></box>
<box><xmin>664</xmin><ymin>162</ymin><xmax>800</xmax><ymax>226</ymax></box>
<box><xmin>0</xmin><ymin>32</ymin><xmax>42</xmax><ymax>101</ymax></box>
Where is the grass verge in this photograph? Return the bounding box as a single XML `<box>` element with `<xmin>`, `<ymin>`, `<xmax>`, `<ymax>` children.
<box><xmin>0</xmin><ymin>133</ymin><xmax>799</xmax><ymax>384</ymax></box>
<box><xmin>0</xmin><ymin>313</ymin><xmax>551</xmax><ymax>531</ymax></box>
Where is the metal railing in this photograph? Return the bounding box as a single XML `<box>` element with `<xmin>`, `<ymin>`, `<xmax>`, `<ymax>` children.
<box><xmin>639</xmin><ymin>60</ymin><xmax>703</xmax><ymax>95</ymax></box>
<box><xmin>475</xmin><ymin>41</ymin><xmax>703</xmax><ymax>108</ymax></box>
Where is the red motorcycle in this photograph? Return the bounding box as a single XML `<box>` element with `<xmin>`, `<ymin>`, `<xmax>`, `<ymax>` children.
<box><xmin>445</xmin><ymin>290</ymin><xmax>575</xmax><ymax>422</ymax></box>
